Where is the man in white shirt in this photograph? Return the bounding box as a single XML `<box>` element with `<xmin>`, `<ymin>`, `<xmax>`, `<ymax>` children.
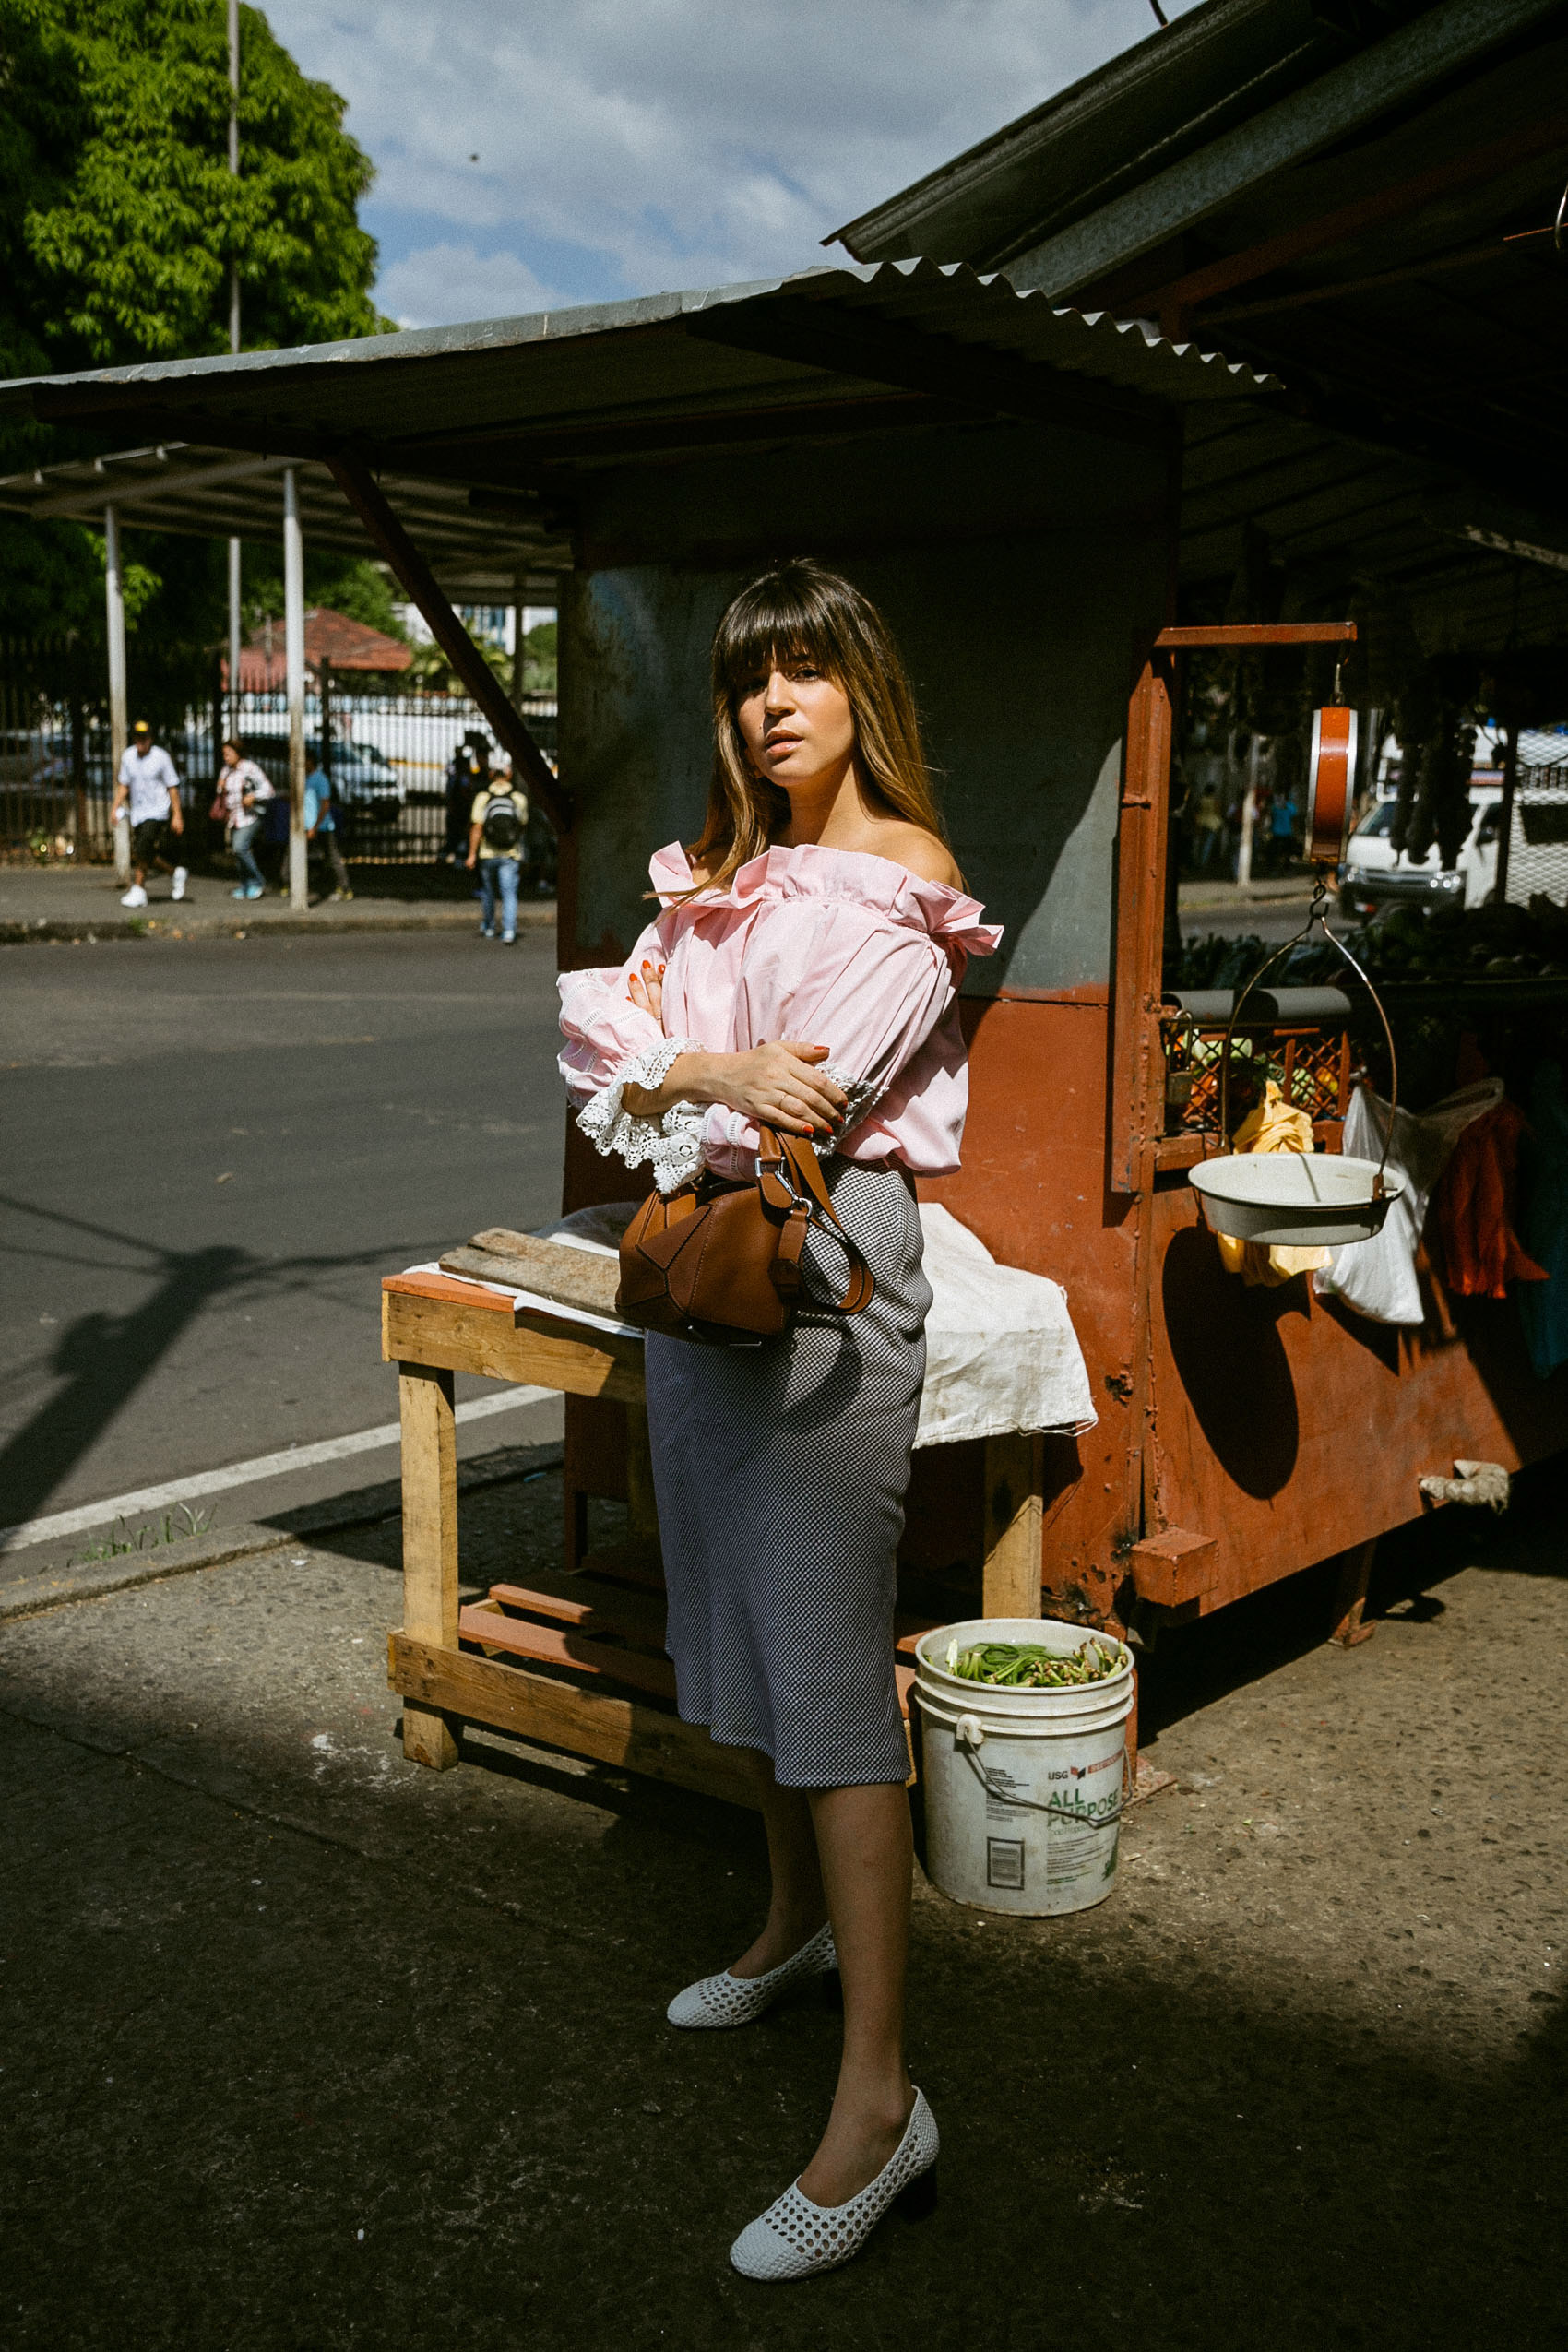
<box><xmin>112</xmin><ymin>719</ymin><xmax>185</xmax><ymax>908</ymax></box>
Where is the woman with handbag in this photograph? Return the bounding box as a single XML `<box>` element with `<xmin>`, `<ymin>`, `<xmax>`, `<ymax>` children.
<box><xmin>558</xmin><ymin>559</ymin><xmax>999</xmax><ymax>2279</ymax></box>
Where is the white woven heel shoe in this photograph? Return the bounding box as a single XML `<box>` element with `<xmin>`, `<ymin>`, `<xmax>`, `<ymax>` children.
<box><xmin>666</xmin><ymin>1919</ymin><xmax>837</xmax><ymax>2029</ymax></box>
<box><xmin>730</xmin><ymin>2088</ymin><xmax>939</xmax><ymax>2280</ymax></box>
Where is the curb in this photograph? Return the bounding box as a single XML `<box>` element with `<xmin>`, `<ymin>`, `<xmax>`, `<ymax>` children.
<box><xmin>0</xmin><ymin>1440</ymin><xmax>563</xmax><ymax>1623</ymax></box>
<box><xmin>0</xmin><ymin>901</ymin><xmax>555</xmax><ymax>945</ymax></box>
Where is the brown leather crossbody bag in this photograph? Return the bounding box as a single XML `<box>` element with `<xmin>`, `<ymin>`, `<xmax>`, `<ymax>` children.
<box><xmin>616</xmin><ymin>1126</ymin><xmax>875</xmax><ymax>1346</ymax></box>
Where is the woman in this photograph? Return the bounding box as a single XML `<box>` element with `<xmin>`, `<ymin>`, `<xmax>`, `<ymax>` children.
<box><xmin>558</xmin><ymin>560</ymin><xmax>999</xmax><ymax>2279</ymax></box>
<box><xmin>218</xmin><ymin>738</ymin><xmax>273</xmax><ymax>900</ymax></box>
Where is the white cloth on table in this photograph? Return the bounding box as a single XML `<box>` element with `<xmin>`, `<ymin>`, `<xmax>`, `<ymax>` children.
<box><xmin>914</xmin><ymin>1202</ymin><xmax>1096</xmax><ymax>1443</ymax></box>
<box><xmin>1313</xmin><ymin>1078</ymin><xmax>1502</xmax><ymax>1326</ymax></box>
<box><xmin>408</xmin><ymin>1197</ymin><xmax>1096</xmax><ymax>1446</ymax></box>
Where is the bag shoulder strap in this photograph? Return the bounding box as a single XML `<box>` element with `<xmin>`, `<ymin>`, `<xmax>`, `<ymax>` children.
<box><xmin>758</xmin><ymin>1126</ymin><xmax>875</xmax><ymax>1313</ymax></box>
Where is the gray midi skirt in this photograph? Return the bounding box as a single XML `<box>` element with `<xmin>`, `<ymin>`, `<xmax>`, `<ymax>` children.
<box><xmin>644</xmin><ymin>1160</ymin><xmax>930</xmax><ymax>1789</ymax></box>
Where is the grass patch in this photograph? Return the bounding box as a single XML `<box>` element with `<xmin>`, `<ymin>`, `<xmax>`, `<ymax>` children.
<box><xmin>68</xmin><ymin>1503</ymin><xmax>215</xmax><ymax>1567</ymax></box>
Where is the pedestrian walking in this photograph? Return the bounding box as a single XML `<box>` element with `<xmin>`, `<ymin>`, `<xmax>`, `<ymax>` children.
<box><xmin>1192</xmin><ymin>781</ymin><xmax>1225</xmax><ymax>870</ymax></box>
<box><xmin>466</xmin><ymin>764</ymin><xmax>528</xmax><ymax>942</ymax></box>
<box><xmin>1269</xmin><ymin>784</ymin><xmax>1300</xmax><ymax>873</ymax></box>
<box><xmin>113</xmin><ymin>720</ymin><xmax>186</xmax><ymax>907</ymax></box>
<box><xmin>218</xmin><ymin>738</ymin><xmax>273</xmax><ymax>899</ymax></box>
<box><xmin>303</xmin><ymin>760</ymin><xmax>353</xmax><ymax>901</ymax></box>
<box><xmin>559</xmin><ymin>560</ymin><xmax>1000</xmax><ymax>2280</ymax></box>
<box><xmin>445</xmin><ymin>731</ymin><xmax>491</xmax><ymax>863</ymax></box>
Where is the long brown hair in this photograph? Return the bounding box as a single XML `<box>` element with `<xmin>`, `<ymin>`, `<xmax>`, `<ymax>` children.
<box><xmin>685</xmin><ymin>559</ymin><xmax>946</xmax><ymax>897</ymax></box>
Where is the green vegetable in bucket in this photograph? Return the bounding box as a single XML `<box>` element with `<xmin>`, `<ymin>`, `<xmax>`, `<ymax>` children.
<box><xmin>943</xmin><ymin>1635</ymin><xmax>1125</xmax><ymax>1687</ymax></box>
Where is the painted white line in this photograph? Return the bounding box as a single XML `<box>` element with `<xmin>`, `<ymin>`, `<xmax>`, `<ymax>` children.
<box><xmin>0</xmin><ymin>1385</ymin><xmax>556</xmax><ymax>1553</ymax></box>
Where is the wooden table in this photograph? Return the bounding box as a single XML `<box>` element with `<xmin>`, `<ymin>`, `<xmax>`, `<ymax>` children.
<box><xmin>382</xmin><ymin>1266</ymin><xmax>1047</xmax><ymax>1805</ymax></box>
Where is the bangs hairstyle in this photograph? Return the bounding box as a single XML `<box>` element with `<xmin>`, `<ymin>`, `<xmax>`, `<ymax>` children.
<box><xmin>685</xmin><ymin>559</ymin><xmax>947</xmax><ymax>897</ymax></box>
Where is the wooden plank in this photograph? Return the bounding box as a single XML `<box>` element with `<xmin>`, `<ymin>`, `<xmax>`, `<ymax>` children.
<box><xmin>388</xmin><ymin>1633</ymin><xmax>764</xmax><ymax>1808</ymax></box>
<box><xmin>383</xmin><ymin>1268</ymin><xmax>514</xmax><ymax>1314</ymax></box>
<box><xmin>398</xmin><ymin>1363</ymin><xmax>459</xmax><ymax>1768</ymax></box>
<box><xmin>981</xmin><ymin>1431</ymin><xmax>1045</xmax><ymax>1619</ymax></box>
<box><xmin>443</xmin><ymin>1229</ymin><xmax>623</xmax><ymax>1316</ymax></box>
<box><xmin>893</xmin><ymin>1615</ymin><xmax>942</xmax><ymax>1658</ymax></box>
<box><xmin>382</xmin><ymin>1287</ymin><xmax>645</xmax><ymax>1403</ymax></box>
<box><xmin>458</xmin><ymin>1604</ymin><xmax>677</xmax><ymax>1699</ymax></box>
<box><xmin>576</xmin><ymin>1536</ymin><xmax>665</xmax><ymax>1591</ymax></box>
<box><xmin>1110</xmin><ymin>653</ymin><xmax>1173</xmax><ymax>1194</ymax></box>
<box><xmin>1155</xmin><ymin>623</ymin><xmax>1355</xmax><ymax>648</ymax></box>
<box><xmin>624</xmin><ymin>1401</ymin><xmax>659</xmax><ymax>1539</ymax></box>
<box><xmin>485</xmin><ymin>1581</ymin><xmax>669</xmax><ymax>1647</ymax></box>
<box><xmin>1129</xmin><ymin>1526</ymin><xmax>1218</xmax><ymax>1608</ymax></box>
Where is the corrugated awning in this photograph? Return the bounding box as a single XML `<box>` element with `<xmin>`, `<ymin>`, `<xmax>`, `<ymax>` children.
<box><xmin>0</xmin><ymin>260</ymin><xmax>1276</xmax><ymax>500</ymax></box>
<box><xmin>0</xmin><ymin>441</ymin><xmax>565</xmax><ymax>597</ymax></box>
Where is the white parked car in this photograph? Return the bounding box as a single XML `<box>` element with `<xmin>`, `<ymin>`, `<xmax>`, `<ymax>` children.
<box><xmin>1339</xmin><ymin>784</ymin><xmax>1501</xmax><ymax>918</ymax></box>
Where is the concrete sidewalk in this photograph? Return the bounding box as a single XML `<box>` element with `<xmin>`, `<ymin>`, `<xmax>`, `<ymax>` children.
<box><xmin>0</xmin><ymin>862</ymin><xmax>555</xmax><ymax>942</ymax></box>
<box><xmin>0</xmin><ymin>1458</ymin><xmax>1562</xmax><ymax>2349</ymax></box>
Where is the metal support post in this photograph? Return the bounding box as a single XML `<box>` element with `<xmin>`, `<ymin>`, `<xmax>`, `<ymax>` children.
<box><xmin>105</xmin><ymin>504</ymin><xmax>129</xmax><ymax>880</ymax></box>
<box><xmin>226</xmin><ymin>1</ymin><xmax>242</xmax><ymax>720</ymax></box>
<box><xmin>227</xmin><ymin>534</ymin><xmax>242</xmax><ymax>733</ymax></box>
<box><xmin>283</xmin><ymin>468</ymin><xmax>308</xmax><ymax>910</ymax></box>
<box><xmin>1496</xmin><ymin>718</ymin><xmax>1518</xmax><ymax>908</ymax></box>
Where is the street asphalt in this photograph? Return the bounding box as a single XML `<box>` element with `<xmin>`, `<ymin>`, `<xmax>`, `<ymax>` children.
<box><xmin>0</xmin><ymin>929</ymin><xmax>568</xmax><ymax>1553</ymax></box>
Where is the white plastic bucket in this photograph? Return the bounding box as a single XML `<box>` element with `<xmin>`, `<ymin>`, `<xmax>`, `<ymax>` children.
<box><xmin>914</xmin><ymin>1617</ymin><xmax>1134</xmax><ymax>1918</ymax></box>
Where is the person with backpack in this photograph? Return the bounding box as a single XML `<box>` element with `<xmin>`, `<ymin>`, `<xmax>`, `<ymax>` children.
<box><xmin>465</xmin><ymin>763</ymin><xmax>529</xmax><ymax>942</ymax></box>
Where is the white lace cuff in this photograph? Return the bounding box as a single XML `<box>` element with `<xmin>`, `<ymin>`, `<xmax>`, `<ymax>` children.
<box><xmin>576</xmin><ymin>1036</ymin><xmax>707</xmax><ymax>1194</ymax></box>
<box><xmin>814</xmin><ymin>1063</ymin><xmax>885</xmax><ymax>1157</ymax></box>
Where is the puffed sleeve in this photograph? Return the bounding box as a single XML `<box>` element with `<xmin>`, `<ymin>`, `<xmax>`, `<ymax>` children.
<box><xmin>696</xmin><ymin>913</ymin><xmax>958</xmax><ymax>1179</ymax></box>
<box><xmin>556</xmin><ymin>918</ymin><xmax>707</xmax><ymax>1191</ymax></box>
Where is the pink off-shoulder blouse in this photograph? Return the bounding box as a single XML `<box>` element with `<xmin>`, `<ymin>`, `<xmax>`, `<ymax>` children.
<box><xmin>557</xmin><ymin>839</ymin><xmax>1002</xmax><ymax>1193</ymax></box>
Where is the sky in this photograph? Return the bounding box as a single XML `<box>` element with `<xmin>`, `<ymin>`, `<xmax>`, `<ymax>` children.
<box><xmin>265</xmin><ymin>1</ymin><xmax>1199</xmax><ymax>330</ymax></box>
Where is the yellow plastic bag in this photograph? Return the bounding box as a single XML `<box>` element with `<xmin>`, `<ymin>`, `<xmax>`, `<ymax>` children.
<box><xmin>1217</xmin><ymin>1079</ymin><xmax>1332</xmax><ymax>1287</ymax></box>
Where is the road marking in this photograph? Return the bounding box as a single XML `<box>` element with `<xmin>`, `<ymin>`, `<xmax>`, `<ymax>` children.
<box><xmin>0</xmin><ymin>1386</ymin><xmax>557</xmax><ymax>1553</ymax></box>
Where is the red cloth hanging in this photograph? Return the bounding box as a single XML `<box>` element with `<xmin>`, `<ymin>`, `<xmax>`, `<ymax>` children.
<box><xmin>1434</xmin><ymin>1098</ymin><xmax>1549</xmax><ymax>1299</ymax></box>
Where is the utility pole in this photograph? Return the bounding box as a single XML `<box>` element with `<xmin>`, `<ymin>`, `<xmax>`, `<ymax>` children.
<box><xmin>105</xmin><ymin>505</ymin><xmax>129</xmax><ymax>881</ymax></box>
<box><xmin>226</xmin><ymin>0</ymin><xmax>242</xmax><ymax>737</ymax></box>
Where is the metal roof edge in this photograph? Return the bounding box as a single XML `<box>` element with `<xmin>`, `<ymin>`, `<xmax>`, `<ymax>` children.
<box><xmin>0</xmin><ymin>268</ymin><xmax>878</xmax><ymax>419</ymax></box>
<box><xmin>1002</xmin><ymin>0</ymin><xmax>1562</xmax><ymax>299</ymax></box>
<box><xmin>826</xmin><ymin>0</ymin><xmax>1301</xmax><ymax>260</ymax></box>
<box><xmin>0</xmin><ymin>257</ymin><xmax>1278</xmax><ymax>427</ymax></box>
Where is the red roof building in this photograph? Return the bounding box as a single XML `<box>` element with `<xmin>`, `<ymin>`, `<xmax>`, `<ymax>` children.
<box><xmin>227</xmin><ymin>607</ymin><xmax>412</xmax><ymax>690</ymax></box>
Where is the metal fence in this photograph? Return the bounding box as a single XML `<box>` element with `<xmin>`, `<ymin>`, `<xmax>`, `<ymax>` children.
<box><xmin>0</xmin><ymin>636</ymin><xmax>556</xmax><ymax>869</ymax></box>
<box><xmin>224</xmin><ymin>685</ymin><xmax>558</xmax><ymax>867</ymax></box>
<box><xmin>1507</xmin><ymin>756</ymin><xmax>1568</xmax><ymax>909</ymax></box>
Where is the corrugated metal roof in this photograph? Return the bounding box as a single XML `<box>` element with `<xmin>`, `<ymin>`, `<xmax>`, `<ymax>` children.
<box><xmin>831</xmin><ymin>0</ymin><xmax>1384</xmax><ymax>269</ymax></box>
<box><xmin>0</xmin><ymin>261</ymin><xmax>1275</xmax><ymax>481</ymax></box>
<box><xmin>0</xmin><ymin>441</ymin><xmax>567</xmax><ymax>591</ymax></box>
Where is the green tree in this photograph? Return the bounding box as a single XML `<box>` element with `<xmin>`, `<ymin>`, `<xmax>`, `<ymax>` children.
<box><xmin>0</xmin><ymin>0</ymin><xmax>387</xmax><ymax>636</ymax></box>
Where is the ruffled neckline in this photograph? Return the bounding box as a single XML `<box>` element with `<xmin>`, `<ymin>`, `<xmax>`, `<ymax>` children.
<box><xmin>647</xmin><ymin>839</ymin><xmax>1001</xmax><ymax>954</ymax></box>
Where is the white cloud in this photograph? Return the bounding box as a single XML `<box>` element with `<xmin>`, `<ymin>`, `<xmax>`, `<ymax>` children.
<box><xmin>264</xmin><ymin>1</ymin><xmax>1196</xmax><ymax>326</ymax></box>
<box><xmin>376</xmin><ymin>242</ymin><xmax>556</xmax><ymax>330</ymax></box>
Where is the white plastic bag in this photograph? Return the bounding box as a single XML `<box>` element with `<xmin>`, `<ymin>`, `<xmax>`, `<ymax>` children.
<box><xmin>1313</xmin><ymin>1078</ymin><xmax>1501</xmax><ymax>1324</ymax></box>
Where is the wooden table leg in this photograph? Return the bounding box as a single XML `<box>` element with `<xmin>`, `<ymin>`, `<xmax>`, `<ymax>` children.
<box><xmin>981</xmin><ymin>1432</ymin><xmax>1044</xmax><ymax>1619</ymax></box>
<box><xmin>399</xmin><ymin>1361</ymin><xmax>460</xmax><ymax>1766</ymax></box>
<box><xmin>1331</xmin><ymin>1537</ymin><xmax>1378</xmax><ymax>1647</ymax></box>
<box><xmin>625</xmin><ymin>1399</ymin><xmax>659</xmax><ymax>1542</ymax></box>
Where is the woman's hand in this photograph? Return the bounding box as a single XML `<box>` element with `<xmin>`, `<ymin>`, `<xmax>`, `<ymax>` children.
<box><xmin>718</xmin><ymin>1041</ymin><xmax>846</xmax><ymax>1137</ymax></box>
<box><xmin>627</xmin><ymin>958</ymin><xmax>665</xmax><ymax>1025</ymax></box>
<box><xmin>623</xmin><ymin>1038</ymin><xmax>847</xmax><ymax>1139</ymax></box>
